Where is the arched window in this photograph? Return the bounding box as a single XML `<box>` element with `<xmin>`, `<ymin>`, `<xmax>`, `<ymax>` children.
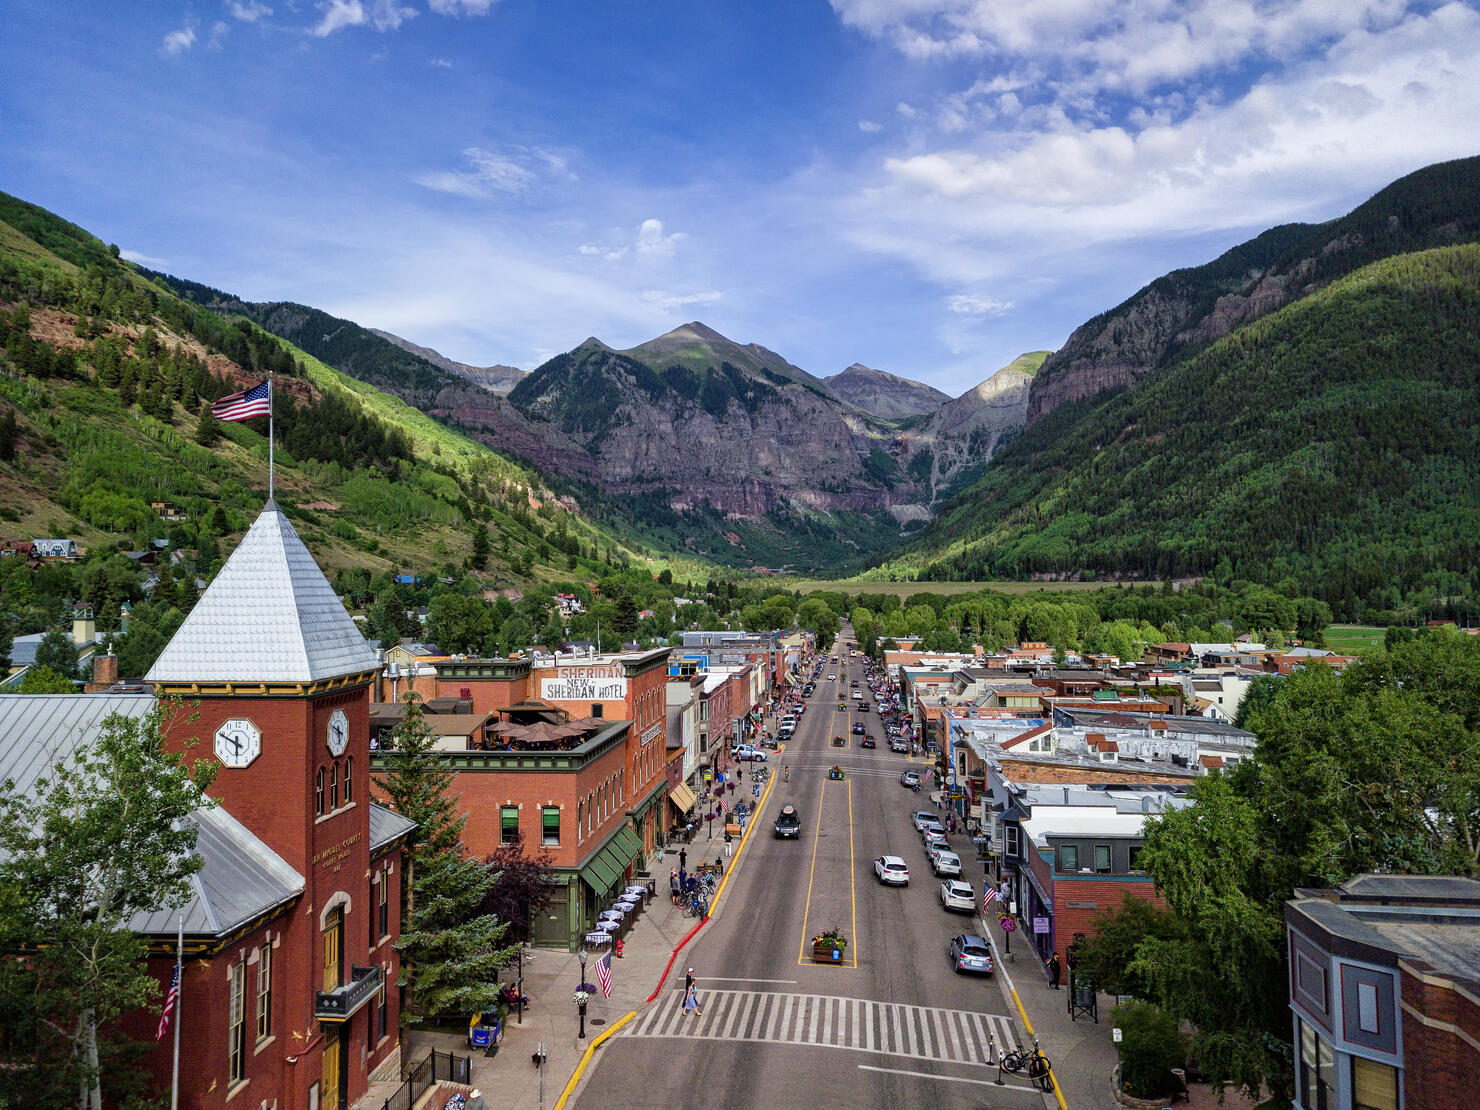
<box><xmin>315</xmin><ymin>767</ymin><xmax>326</xmax><ymax>816</ymax></box>
<box><xmin>344</xmin><ymin>757</ymin><xmax>353</xmax><ymax>804</ymax></box>
<box><xmin>329</xmin><ymin>762</ymin><xmax>339</xmax><ymax>810</ymax></box>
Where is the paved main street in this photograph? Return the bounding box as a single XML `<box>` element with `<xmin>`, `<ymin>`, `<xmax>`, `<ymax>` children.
<box><xmin>571</xmin><ymin>653</ymin><xmax>1045</xmax><ymax>1110</ymax></box>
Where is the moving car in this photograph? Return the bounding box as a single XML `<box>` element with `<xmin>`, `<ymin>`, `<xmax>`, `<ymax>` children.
<box><xmin>827</xmin><ymin>674</ymin><xmax>836</xmax><ymax>680</ymax></box>
<box><xmin>873</xmin><ymin>855</ymin><xmax>910</xmax><ymax>885</ymax></box>
<box><xmin>931</xmin><ymin>849</ymin><xmax>962</xmax><ymax>877</ymax></box>
<box><xmin>900</xmin><ymin>770</ymin><xmax>921</xmax><ymax>788</ymax></box>
<box><xmin>860</xmin><ymin>736</ymin><xmax>876</xmax><ymax>749</ymax></box>
<box><xmin>948</xmin><ymin>934</ymin><xmax>995</xmax><ymax>975</ymax></box>
<box><xmin>731</xmin><ymin>744</ymin><xmax>768</xmax><ymax>762</ymax></box>
<box><xmin>774</xmin><ymin>805</ymin><xmax>801</xmax><ymax>839</ymax></box>
<box><xmin>940</xmin><ymin>879</ymin><xmax>975</xmax><ymax>913</ymax></box>
<box><xmin>851</xmin><ymin>722</ymin><xmax>866</xmax><ymax>734</ymax></box>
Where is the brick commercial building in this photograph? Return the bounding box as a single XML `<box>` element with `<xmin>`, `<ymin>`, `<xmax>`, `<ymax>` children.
<box><xmin>1</xmin><ymin>502</ymin><xmax>415</xmax><ymax>1110</ymax></box>
<box><xmin>371</xmin><ymin>648</ymin><xmax>673</xmax><ymax>949</ymax></box>
<box><xmin>1286</xmin><ymin>875</ymin><xmax>1480</xmax><ymax>1110</ymax></box>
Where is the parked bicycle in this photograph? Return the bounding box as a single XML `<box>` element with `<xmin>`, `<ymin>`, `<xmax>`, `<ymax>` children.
<box><xmin>998</xmin><ymin>1041</ymin><xmax>1053</xmax><ymax>1091</ymax></box>
<box><xmin>683</xmin><ymin>893</ymin><xmax>709</xmax><ymax>918</ymax></box>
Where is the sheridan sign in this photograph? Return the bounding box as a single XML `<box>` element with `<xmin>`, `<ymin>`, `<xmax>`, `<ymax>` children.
<box><xmin>542</xmin><ymin>665</ymin><xmax>627</xmax><ymax>701</ymax></box>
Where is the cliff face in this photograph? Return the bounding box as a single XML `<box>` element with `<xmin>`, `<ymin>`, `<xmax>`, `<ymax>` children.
<box><xmin>824</xmin><ymin>363</ymin><xmax>951</xmax><ymax>419</ymax></box>
<box><xmin>505</xmin><ymin>331</ymin><xmax>908</xmax><ymax>518</ymax></box>
<box><xmin>1027</xmin><ymin>156</ymin><xmax>1480</xmax><ymax>424</ymax></box>
<box><xmin>909</xmin><ymin>353</ymin><xmax>1045</xmax><ymax>499</ymax></box>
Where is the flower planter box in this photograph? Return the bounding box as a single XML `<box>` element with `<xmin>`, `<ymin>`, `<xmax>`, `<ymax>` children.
<box><xmin>812</xmin><ymin>943</ymin><xmax>846</xmax><ymax>963</ymax></box>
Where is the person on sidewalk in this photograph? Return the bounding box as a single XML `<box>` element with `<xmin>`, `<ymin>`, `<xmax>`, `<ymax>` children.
<box><xmin>724</xmin><ymin>830</ymin><xmax>733</xmax><ymax>857</ymax></box>
<box><xmin>679</xmin><ymin>848</ymin><xmax>688</xmax><ymax>871</ymax></box>
<box><xmin>670</xmin><ymin>869</ymin><xmax>680</xmax><ymax>905</ymax></box>
<box><xmin>1047</xmin><ymin>952</ymin><xmax>1062</xmax><ymax>989</ymax></box>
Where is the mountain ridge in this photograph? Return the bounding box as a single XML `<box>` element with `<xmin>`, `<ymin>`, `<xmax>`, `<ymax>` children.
<box><xmin>824</xmin><ymin>363</ymin><xmax>952</xmax><ymax>419</ymax></box>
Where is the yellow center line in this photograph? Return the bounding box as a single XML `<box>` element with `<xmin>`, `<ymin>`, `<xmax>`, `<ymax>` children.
<box><xmin>848</xmin><ymin>776</ymin><xmax>858</xmax><ymax>969</ymax></box>
<box><xmin>797</xmin><ymin>775</ymin><xmax>827</xmax><ymax>965</ymax></box>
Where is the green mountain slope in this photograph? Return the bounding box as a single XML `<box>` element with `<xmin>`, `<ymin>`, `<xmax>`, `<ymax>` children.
<box><xmin>0</xmin><ymin>191</ymin><xmax>648</xmax><ymax>599</ymax></box>
<box><xmin>1027</xmin><ymin>155</ymin><xmax>1480</xmax><ymax>422</ymax></box>
<box><xmin>883</xmin><ymin>245</ymin><xmax>1480</xmax><ymax>621</ymax></box>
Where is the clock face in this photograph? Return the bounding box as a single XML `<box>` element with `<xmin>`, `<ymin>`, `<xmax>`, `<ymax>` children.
<box><xmin>327</xmin><ymin>709</ymin><xmax>349</xmax><ymax>757</ymax></box>
<box><xmin>214</xmin><ymin>718</ymin><xmax>262</xmax><ymax>769</ymax></box>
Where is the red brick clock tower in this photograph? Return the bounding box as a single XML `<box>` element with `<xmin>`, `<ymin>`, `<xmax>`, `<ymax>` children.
<box><xmin>147</xmin><ymin>501</ymin><xmax>406</xmax><ymax>1110</ymax></box>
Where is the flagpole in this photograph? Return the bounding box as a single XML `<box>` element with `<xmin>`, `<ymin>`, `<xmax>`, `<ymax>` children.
<box><xmin>170</xmin><ymin>914</ymin><xmax>182</xmax><ymax>1110</ymax></box>
<box><xmin>267</xmin><ymin>375</ymin><xmax>275</xmax><ymax>503</ymax></box>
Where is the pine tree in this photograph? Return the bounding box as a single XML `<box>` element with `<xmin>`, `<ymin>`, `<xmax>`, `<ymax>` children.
<box><xmin>470</xmin><ymin>523</ymin><xmax>490</xmax><ymax>570</ymax></box>
<box><xmin>375</xmin><ymin>695</ymin><xmax>514</xmax><ymax>1043</ymax></box>
<box><xmin>0</xmin><ymin>407</ymin><xmax>17</xmax><ymax>462</ymax></box>
<box><xmin>194</xmin><ymin>404</ymin><xmax>219</xmax><ymax>446</ymax></box>
<box><xmin>33</xmin><ymin>624</ymin><xmax>79</xmax><ymax>682</ymax></box>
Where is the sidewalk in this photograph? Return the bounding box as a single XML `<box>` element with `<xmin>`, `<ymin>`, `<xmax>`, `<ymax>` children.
<box><xmin>358</xmin><ymin>856</ymin><xmax>713</xmax><ymax>1110</ymax></box>
<box><xmin>978</xmin><ymin>898</ymin><xmax>1261</xmax><ymax>1110</ymax></box>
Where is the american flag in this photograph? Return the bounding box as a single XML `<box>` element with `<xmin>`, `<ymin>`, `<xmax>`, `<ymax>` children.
<box><xmin>210</xmin><ymin>380</ymin><xmax>271</xmax><ymax>422</ymax></box>
<box><xmin>156</xmin><ymin>963</ymin><xmax>180</xmax><ymax>1041</ymax></box>
<box><xmin>983</xmin><ymin>886</ymin><xmax>1001</xmax><ymax>912</ymax></box>
<box><xmin>595</xmin><ymin>950</ymin><xmax>613</xmax><ymax>998</ymax></box>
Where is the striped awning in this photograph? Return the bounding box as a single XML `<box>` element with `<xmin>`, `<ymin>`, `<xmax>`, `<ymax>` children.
<box><xmin>668</xmin><ymin>782</ymin><xmax>698</xmax><ymax>815</ymax></box>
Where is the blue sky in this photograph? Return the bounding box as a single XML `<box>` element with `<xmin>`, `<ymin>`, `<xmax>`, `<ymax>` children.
<box><xmin>3</xmin><ymin>1</ymin><xmax>1478</xmax><ymax>396</ymax></box>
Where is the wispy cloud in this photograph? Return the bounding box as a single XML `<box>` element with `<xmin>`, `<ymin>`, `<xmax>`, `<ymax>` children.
<box><xmin>641</xmin><ymin>289</ymin><xmax>723</xmax><ymax>312</ymax></box>
<box><xmin>161</xmin><ymin>27</ymin><xmax>197</xmax><ymax>56</ymax></box>
<box><xmin>427</xmin><ymin>0</ymin><xmax>501</xmax><ymax>13</ymax></box>
<box><xmin>635</xmin><ymin>218</ymin><xmax>684</xmax><ymax>258</ymax></box>
<box><xmin>416</xmin><ymin>145</ymin><xmax>575</xmax><ymax>198</ymax></box>
<box><xmin>226</xmin><ymin>0</ymin><xmax>272</xmax><ymax>21</ymax></box>
<box><xmin>947</xmin><ymin>293</ymin><xmax>1012</xmax><ymax>315</ymax></box>
<box><xmin>120</xmin><ymin>248</ymin><xmax>170</xmax><ymax>267</ymax></box>
<box><xmin>429</xmin><ymin>57</ymin><xmax>453</xmax><ymax>68</ymax></box>
<box><xmin>208</xmin><ymin>21</ymin><xmax>231</xmax><ymax>49</ymax></box>
<box><xmin>858</xmin><ymin>119</ymin><xmax>883</xmax><ymax>133</ymax></box>
<box><xmin>310</xmin><ymin>0</ymin><xmax>416</xmax><ymax>37</ymax></box>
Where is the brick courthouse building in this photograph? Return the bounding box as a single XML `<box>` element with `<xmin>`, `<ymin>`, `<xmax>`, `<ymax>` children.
<box><xmin>1</xmin><ymin>502</ymin><xmax>416</xmax><ymax>1109</ymax></box>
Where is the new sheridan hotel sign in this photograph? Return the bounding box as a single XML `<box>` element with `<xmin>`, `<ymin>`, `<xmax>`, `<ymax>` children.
<box><xmin>541</xmin><ymin>663</ymin><xmax>627</xmax><ymax>702</ymax></box>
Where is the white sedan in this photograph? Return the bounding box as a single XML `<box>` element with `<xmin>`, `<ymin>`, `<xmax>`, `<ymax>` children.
<box><xmin>940</xmin><ymin>879</ymin><xmax>975</xmax><ymax>913</ymax></box>
<box><xmin>874</xmin><ymin>855</ymin><xmax>910</xmax><ymax>886</ymax></box>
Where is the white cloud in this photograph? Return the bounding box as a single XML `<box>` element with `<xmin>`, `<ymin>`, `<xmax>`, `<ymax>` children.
<box><xmin>947</xmin><ymin>293</ymin><xmax>1012</xmax><ymax>315</ymax></box>
<box><xmin>640</xmin><ymin>289</ymin><xmax>723</xmax><ymax>312</ymax></box>
<box><xmin>858</xmin><ymin>119</ymin><xmax>883</xmax><ymax>133</ymax></box>
<box><xmin>635</xmin><ymin>218</ymin><xmax>684</xmax><ymax>258</ymax></box>
<box><xmin>208</xmin><ymin>21</ymin><xmax>231</xmax><ymax>48</ymax></box>
<box><xmin>415</xmin><ymin>145</ymin><xmax>575</xmax><ymax>197</ymax></box>
<box><xmin>226</xmin><ymin>0</ymin><xmax>272</xmax><ymax>21</ymax></box>
<box><xmin>310</xmin><ymin>0</ymin><xmax>415</xmax><ymax>37</ymax></box>
<box><xmin>120</xmin><ymin>248</ymin><xmax>170</xmax><ymax>267</ymax></box>
<box><xmin>429</xmin><ymin>57</ymin><xmax>453</xmax><ymax>67</ymax></box>
<box><xmin>161</xmin><ymin>27</ymin><xmax>197</xmax><ymax>55</ymax></box>
<box><xmin>427</xmin><ymin>0</ymin><xmax>500</xmax><ymax>13</ymax></box>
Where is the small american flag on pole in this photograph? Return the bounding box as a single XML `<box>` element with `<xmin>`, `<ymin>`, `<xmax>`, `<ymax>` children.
<box><xmin>983</xmin><ymin>886</ymin><xmax>1001</xmax><ymax>913</ymax></box>
<box><xmin>156</xmin><ymin>963</ymin><xmax>180</xmax><ymax>1041</ymax></box>
<box><xmin>210</xmin><ymin>380</ymin><xmax>271</xmax><ymax>422</ymax></box>
<box><xmin>595</xmin><ymin>950</ymin><xmax>613</xmax><ymax>998</ymax></box>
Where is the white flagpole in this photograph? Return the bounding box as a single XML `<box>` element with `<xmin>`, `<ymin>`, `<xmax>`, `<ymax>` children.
<box><xmin>267</xmin><ymin>376</ymin><xmax>275</xmax><ymax>503</ymax></box>
<box><xmin>170</xmin><ymin>914</ymin><xmax>182</xmax><ymax>1110</ymax></box>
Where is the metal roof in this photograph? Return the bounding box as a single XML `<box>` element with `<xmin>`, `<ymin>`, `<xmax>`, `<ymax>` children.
<box><xmin>0</xmin><ymin>693</ymin><xmax>306</xmax><ymax>940</ymax></box>
<box><xmin>369</xmin><ymin>802</ymin><xmax>418</xmax><ymax>854</ymax></box>
<box><xmin>130</xmin><ymin>806</ymin><xmax>304</xmax><ymax>938</ymax></box>
<box><xmin>147</xmin><ymin>501</ymin><xmax>380</xmax><ymax>684</ymax></box>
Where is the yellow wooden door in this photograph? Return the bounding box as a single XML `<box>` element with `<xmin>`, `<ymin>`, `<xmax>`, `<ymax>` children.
<box><xmin>322</xmin><ymin>1036</ymin><xmax>341</xmax><ymax>1110</ymax></box>
<box><xmin>323</xmin><ymin>910</ymin><xmax>342</xmax><ymax>993</ymax></box>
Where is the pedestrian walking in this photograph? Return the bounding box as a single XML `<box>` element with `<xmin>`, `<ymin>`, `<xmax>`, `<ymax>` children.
<box><xmin>1047</xmin><ymin>952</ymin><xmax>1062</xmax><ymax>990</ymax></box>
<box><xmin>679</xmin><ymin>848</ymin><xmax>688</xmax><ymax>871</ymax></box>
<box><xmin>684</xmin><ymin>967</ymin><xmax>695</xmax><ymax>994</ymax></box>
<box><xmin>724</xmin><ymin>830</ymin><xmax>733</xmax><ymax>857</ymax></box>
<box><xmin>670</xmin><ymin>868</ymin><xmax>680</xmax><ymax>905</ymax></box>
<box><xmin>683</xmin><ymin>982</ymin><xmax>702</xmax><ymax>1017</ymax></box>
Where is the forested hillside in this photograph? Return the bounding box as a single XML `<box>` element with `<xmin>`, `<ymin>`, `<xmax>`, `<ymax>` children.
<box><xmin>885</xmin><ymin>246</ymin><xmax>1480</xmax><ymax>624</ymax></box>
<box><xmin>0</xmin><ymin>190</ymin><xmax>659</xmax><ymax>679</ymax></box>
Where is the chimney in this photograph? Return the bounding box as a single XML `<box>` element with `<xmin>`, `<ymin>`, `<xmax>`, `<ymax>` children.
<box><xmin>87</xmin><ymin>647</ymin><xmax>118</xmax><ymax>693</ymax></box>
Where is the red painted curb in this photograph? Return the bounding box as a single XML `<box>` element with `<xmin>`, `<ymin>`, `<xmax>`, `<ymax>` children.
<box><xmin>646</xmin><ymin>918</ymin><xmax>707</xmax><ymax>1003</ymax></box>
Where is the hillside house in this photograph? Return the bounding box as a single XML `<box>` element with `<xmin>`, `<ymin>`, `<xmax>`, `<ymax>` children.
<box><xmin>31</xmin><ymin>537</ymin><xmax>78</xmax><ymax>559</ymax></box>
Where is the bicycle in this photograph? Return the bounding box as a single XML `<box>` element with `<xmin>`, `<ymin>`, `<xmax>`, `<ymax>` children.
<box><xmin>999</xmin><ymin>1041</ymin><xmax>1053</xmax><ymax>1091</ymax></box>
<box><xmin>683</xmin><ymin>894</ymin><xmax>709</xmax><ymax>918</ymax></box>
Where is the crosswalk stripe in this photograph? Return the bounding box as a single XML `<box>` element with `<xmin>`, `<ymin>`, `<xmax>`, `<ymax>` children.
<box><xmin>626</xmin><ymin>989</ymin><xmax>1021</xmax><ymax>1072</ymax></box>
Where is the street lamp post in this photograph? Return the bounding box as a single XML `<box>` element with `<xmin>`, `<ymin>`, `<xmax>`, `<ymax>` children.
<box><xmin>577</xmin><ymin>950</ymin><xmax>588</xmax><ymax>1039</ymax></box>
<box><xmin>515</xmin><ymin>945</ymin><xmax>523</xmax><ymax>1025</ymax></box>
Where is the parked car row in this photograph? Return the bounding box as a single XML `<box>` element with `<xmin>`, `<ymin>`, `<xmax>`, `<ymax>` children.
<box><xmin>872</xmin><ymin>805</ymin><xmax>994</xmax><ymax>977</ymax></box>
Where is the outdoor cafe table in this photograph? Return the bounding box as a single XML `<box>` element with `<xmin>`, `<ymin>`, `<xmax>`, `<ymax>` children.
<box><xmin>583</xmin><ymin>930</ymin><xmax>614</xmax><ymax>946</ymax></box>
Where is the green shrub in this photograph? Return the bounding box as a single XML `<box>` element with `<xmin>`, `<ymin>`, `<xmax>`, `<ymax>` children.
<box><xmin>1116</xmin><ymin>1000</ymin><xmax>1188</xmax><ymax>1099</ymax></box>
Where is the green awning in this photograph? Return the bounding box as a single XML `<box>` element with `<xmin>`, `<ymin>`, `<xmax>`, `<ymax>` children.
<box><xmin>613</xmin><ymin>822</ymin><xmax>644</xmax><ymax>862</ymax></box>
<box><xmin>580</xmin><ymin>851</ymin><xmax>619</xmax><ymax>894</ymax></box>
